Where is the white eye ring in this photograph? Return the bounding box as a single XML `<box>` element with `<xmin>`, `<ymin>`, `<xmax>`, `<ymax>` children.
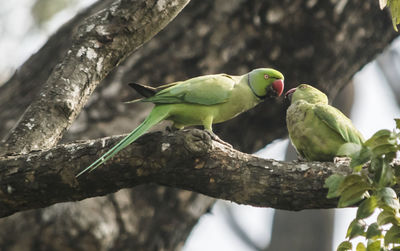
<box><xmin>264</xmin><ymin>74</ymin><xmax>269</xmax><ymax>79</ymax></box>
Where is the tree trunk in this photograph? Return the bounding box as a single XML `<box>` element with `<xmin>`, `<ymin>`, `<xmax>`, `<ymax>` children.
<box><xmin>0</xmin><ymin>0</ymin><xmax>396</xmax><ymax>250</ymax></box>
<box><xmin>266</xmin><ymin>209</ymin><xmax>335</xmax><ymax>251</ymax></box>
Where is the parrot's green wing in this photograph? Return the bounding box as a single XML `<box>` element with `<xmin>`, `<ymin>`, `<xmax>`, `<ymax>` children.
<box><xmin>313</xmin><ymin>104</ymin><xmax>364</xmax><ymax>144</ymax></box>
<box><xmin>143</xmin><ymin>74</ymin><xmax>237</xmax><ymax>105</ymax></box>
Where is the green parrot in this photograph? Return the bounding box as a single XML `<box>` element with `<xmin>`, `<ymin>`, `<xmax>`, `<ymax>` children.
<box><xmin>285</xmin><ymin>84</ymin><xmax>364</xmax><ymax>161</ymax></box>
<box><xmin>76</xmin><ymin>68</ymin><xmax>284</xmax><ymax>177</ymax></box>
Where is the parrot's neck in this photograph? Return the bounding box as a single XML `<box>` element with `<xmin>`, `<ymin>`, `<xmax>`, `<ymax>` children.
<box><xmin>247</xmin><ymin>74</ymin><xmax>265</xmax><ymax>100</ymax></box>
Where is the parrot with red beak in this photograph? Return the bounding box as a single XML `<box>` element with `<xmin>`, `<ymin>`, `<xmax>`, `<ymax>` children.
<box><xmin>77</xmin><ymin>68</ymin><xmax>284</xmax><ymax>176</ymax></box>
<box><xmin>286</xmin><ymin>84</ymin><xmax>364</xmax><ymax>161</ymax></box>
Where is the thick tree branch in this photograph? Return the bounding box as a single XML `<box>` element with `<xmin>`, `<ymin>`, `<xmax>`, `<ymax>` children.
<box><xmin>1</xmin><ymin>1</ymin><xmax>395</xmax><ymax>153</ymax></box>
<box><xmin>0</xmin><ymin>0</ymin><xmax>190</xmax><ymax>154</ymax></box>
<box><xmin>0</xmin><ymin>0</ymin><xmax>116</xmax><ymax>140</ymax></box>
<box><xmin>0</xmin><ymin>1</ymin><xmax>397</xmax><ymax>249</ymax></box>
<box><xmin>0</xmin><ymin>128</ymin><xmax>353</xmax><ymax>218</ymax></box>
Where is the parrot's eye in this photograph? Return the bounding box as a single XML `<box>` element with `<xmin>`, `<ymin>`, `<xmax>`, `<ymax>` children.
<box><xmin>299</xmin><ymin>85</ymin><xmax>307</xmax><ymax>89</ymax></box>
<box><xmin>264</xmin><ymin>74</ymin><xmax>269</xmax><ymax>79</ymax></box>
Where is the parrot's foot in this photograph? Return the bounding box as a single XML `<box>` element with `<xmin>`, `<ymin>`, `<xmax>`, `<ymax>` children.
<box><xmin>205</xmin><ymin>130</ymin><xmax>232</xmax><ymax>149</ymax></box>
<box><xmin>296</xmin><ymin>155</ymin><xmax>307</xmax><ymax>162</ymax></box>
<box><xmin>166</xmin><ymin>126</ymin><xmax>180</xmax><ymax>132</ymax></box>
<box><xmin>167</xmin><ymin>123</ymin><xmax>185</xmax><ymax>132</ymax></box>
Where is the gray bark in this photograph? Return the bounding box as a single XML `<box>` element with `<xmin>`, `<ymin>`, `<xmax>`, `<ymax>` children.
<box><xmin>266</xmin><ymin>209</ymin><xmax>335</xmax><ymax>251</ymax></box>
<box><xmin>0</xmin><ymin>128</ymin><xmax>356</xmax><ymax>218</ymax></box>
<box><xmin>0</xmin><ymin>0</ymin><xmax>190</xmax><ymax>154</ymax></box>
<box><xmin>0</xmin><ymin>0</ymin><xmax>397</xmax><ymax>250</ymax></box>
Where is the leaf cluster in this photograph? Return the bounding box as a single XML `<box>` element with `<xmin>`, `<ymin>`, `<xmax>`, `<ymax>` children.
<box><xmin>326</xmin><ymin>119</ymin><xmax>400</xmax><ymax>251</ymax></box>
<box><xmin>380</xmin><ymin>0</ymin><xmax>400</xmax><ymax>31</ymax></box>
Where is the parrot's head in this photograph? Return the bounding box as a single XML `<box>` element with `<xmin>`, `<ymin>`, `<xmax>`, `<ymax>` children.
<box><xmin>285</xmin><ymin>84</ymin><xmax>328</xmax><ymax>105</ymax></box>
<box><xmin>248</xmin><ymin>68</ymin><xmax>284</xmax><ymax>99</ymax></box>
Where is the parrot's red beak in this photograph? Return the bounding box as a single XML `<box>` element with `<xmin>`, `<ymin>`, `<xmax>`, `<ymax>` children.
<box><xmin>285</xmin><ymin>87</ymin><xmax>297</xmax><ymax>99</ymax></box>
<box><xmin>272</xmin><ymin>79</ymin><xmax>284</xmax><ymax>97</ymax></box>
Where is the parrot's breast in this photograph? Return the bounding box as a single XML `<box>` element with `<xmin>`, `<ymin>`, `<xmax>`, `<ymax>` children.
<box><xmin>287</xmin><ymin>101</ymin><xmax>346</xmax><ymax>161</ymax></box>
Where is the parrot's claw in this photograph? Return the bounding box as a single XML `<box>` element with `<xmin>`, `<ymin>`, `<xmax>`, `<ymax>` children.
<box><xmin>167</xmin><ymin>124</ymin><xmax>184</xmax><ymax>132</ymax></box>
<box><xmin>166</xmin><ymin>126</ymin><xmax>177</xmax><ymax>132</ymax></box>
<box><xmin>165</xmin><ymin>125</ymin><xmax>182</xmax><ymax>132</ymax></box>
<box><xmin>296</xmin><ymin>154</ymin><xmax>307</xmax><ymax>162</ymax></box>
<box><xmin>205</xmin><ymin>130</ymin><xmax>232</xmax><ymax>149</ymax></box>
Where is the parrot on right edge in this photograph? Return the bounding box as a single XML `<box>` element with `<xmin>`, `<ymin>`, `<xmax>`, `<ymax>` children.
<box><xmin>285</xmin><ymin>84</ymin><xmax>364</xmax><ymax>161</ymax></box>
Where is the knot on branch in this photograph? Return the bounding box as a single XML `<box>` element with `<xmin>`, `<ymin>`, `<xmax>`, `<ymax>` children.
<box><xmin>54</xmin><ymin>99</ymin><xmax>75</xmax><ymax>120</ymax></box>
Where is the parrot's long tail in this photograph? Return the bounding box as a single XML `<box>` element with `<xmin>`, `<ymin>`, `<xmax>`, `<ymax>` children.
<box><xmin>76</xmin><ymin>106</ymin><xmax>170</xmax><ymax>177</ymax></box>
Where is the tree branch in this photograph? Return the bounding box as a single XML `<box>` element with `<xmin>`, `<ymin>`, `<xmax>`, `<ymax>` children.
<box><xmin>0</xmin><ymin>0</ymin><xmax>190</xmax><ymax>154</ymax></box>
<box><xmin>0</xmin><ymin>0</ymin><xmax>115</xmax><ymax>140</ymax></box>
<box><xmin>0</xmin><ymin>1</ymin><xmax>397</xmax><ymax>249</ymax></box>
<box><xmin>0</xmin><ymin>128</ymin><xmax>353</xmax><ymax>218</ymax></box>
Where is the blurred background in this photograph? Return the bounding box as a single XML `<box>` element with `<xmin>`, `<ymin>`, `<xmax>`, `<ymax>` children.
<box><xmin>1</xmin><ymin>1</ymin><xmax>400</xmax><ymax>250</ymax></box>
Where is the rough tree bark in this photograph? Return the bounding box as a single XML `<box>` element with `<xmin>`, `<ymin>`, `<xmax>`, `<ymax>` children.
<box><xmin>0</xmin><ymin>129</ymin><xmax>358</xmax><ymax>218</ymax></box>
<box><xmin>0</xmin><ymin>0</ymin><xmax>190</xmax><ymax>154</ymax></box>
<box><xmin>0</xmin><ymin>0</ymin><xmax>397</xmax><ymax>250</ymax></box>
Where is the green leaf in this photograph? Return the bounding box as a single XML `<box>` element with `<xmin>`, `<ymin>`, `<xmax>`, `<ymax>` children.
<box><xmin>385</xmin><ymin>151</ymin><xmax>397</xmax><ymax>163</ymax></box>
<box><xmin>378</xmin><ymin>161</ymin><xmax>395</xmax><ymax>187</ymax></box>
<box><xmin>377</xmin><ymin>187</ymin><xmax>400</xmax><ymax>210</ymax></box>
<box><xmin>338</xmin><ymin>174</ymin><xmax>370</xmax><ymax>194</ymax></box>
<box><xmin>350</xmin><ymin>146</ymin><xmax>372</xmax><ymax>171</ymax></box>
<box><xmin>366</xmin><ymin>239</ymin><xmax>381</xmax><ymax>251</ymax></box>
<box><xmin>370</xmin><ymin>157</ymin><xmax>382</xmax><ymax>174</ymax></box>
<box><xmin>347</xmin><ymin>219</ymin><xmax>366</xmax><ymax>239</ymax></box>
<box><xmin>364</xmin><ymin>129</ymin><xmax>397</xmax><ymax>157</ymax></box>
<box><xmin>366</xmin><ymin>223</ymin><xmax>382</xmax><ymax>240</ymax></box>
<box><xmin>365</xmin><ymin>130</ymin><xmax>392</xmax><ymax>148</ymax></box>
<box><xmin>336</xmin><ymin>174</ymin><xmax>371</xmax><ymax>208</ymax></box>
<box><xmin>338</xmin><ymin>143</ymin><xmax>362</xmax><ymax>156</ymax></box>
<box><xmin>356</xmin><ymin>242</ymin><xmax>366</xmax><ymax>251</ymax></box>
<box><xmin>372</xmin><ymin>158</ymin><xmax>395</xmax><ymax>187</ymax></box>
<box><xmin>389</xmin><ymin>0</ymin><xmax>400</xmax><ymax>32</ymax></box>
<box><xmin>384</xmin><ymin>225</ymin><xmax>400</xmax><ymax>245</ymax></box>
<box><xmin>338</xmin><ymin>182</ymin><xmax>371</xmax><ymax>208</ymax></box>
<box><xmin>357</xmin><ymin>196</ymin><xmax>378</xmax><ymax>219</ymax></box>
<box><xmin>325</xmin><ymin>174</ymin><xmax>346</xmax><ymax>198</ymax></box>
<box><xmin>395</xmin><ymin>118</ymin><xmax>400</xmax><ymax>130</ymax></box>
<box><xmin>372</xmin><ymin>144</ymin><xmax>397</xmax><ymax>157</ymax></box>
<box><xmin>377</xmin><ymin>210</ymin><xmax>398</xmax><ymax>226</ymax></box>
<box><xmin>337</xmin><ymin>240</ymin><xmax>352</xmax><ymax>251</ymax></box>
<box><xmin>395</xmin><ymin>163</ymin><xmax>400</xmax><ymax>178</ymax></box>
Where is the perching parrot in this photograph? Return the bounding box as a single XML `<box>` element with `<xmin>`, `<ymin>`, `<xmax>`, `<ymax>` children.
<box><xmin>76</xmin><ymin>68</ymin><xmax>284</xmax><ymax>177</ymax></box>
<box><xmin>285</xmin><ymin>84</ymin><xmax>364</xmax><ymax>161</ymax></box>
